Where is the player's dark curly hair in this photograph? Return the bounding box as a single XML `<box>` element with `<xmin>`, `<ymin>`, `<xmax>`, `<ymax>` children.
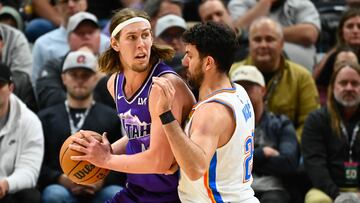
<box><xmin>182</xmin><ymin>21</ymin><xmax>238</xmax><ymax>73</ymax></box>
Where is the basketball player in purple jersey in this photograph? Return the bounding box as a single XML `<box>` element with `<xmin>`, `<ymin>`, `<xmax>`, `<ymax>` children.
<box><xmin>69</xmin><ymin>8</ymin><xmax>195</xmax><ymax>203</ymax></box>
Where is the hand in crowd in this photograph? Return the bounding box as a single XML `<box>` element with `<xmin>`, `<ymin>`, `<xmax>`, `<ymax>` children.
<box><xmin>71</xmin><ymin>179</ymin><xmax>104</xmax><ymax>196</ymax></box>
<box><xmin>263</xmin><ymin>146</ymin><xmax>280</xmax><ymax>158</ymax></box>
<box><xmin>0</xmin><ymin>179</ymin><xmax>9</xmax><ymax>199</ymax></box>
<box><xmin>58</xmin><ymin>174</ymin><xmax>104</xmax><ymax>196</ymax></box>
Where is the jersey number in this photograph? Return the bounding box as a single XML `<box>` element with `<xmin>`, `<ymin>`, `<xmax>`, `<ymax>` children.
<box><xmin>243</xmin><ymin>131</ymin><xmax>254</xmax><ymax>183</ymax></box>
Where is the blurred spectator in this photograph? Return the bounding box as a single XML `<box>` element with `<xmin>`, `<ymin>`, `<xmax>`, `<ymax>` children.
<box><xmin>316</xmin><ymin>46</ymin><xmax>358</xmax><ymax>106</ymax></box>
<box><xmin>31</xmin><ymin>0</ymin><xmax>109</xmax><ymax>84</ymax></box>
<box><xmin>0</xmin><ymin>63</ymin><xmax>44</xmax><ymax>203</ymax></box>
<box><xmin>314</xmin><ymin>9</ymin><xmax>360</xmax><ymax>91</ymax></box>
<box><xmin>302</xmin><ymin>62</ymin><xmax>360</xmax><ymax>203</ymax></box>
<box><xmin>36</xmin><ymin>12</ymin><xmax>111</xmax><ymax>110</ymax></box>
<box><xmin>0</xmin><ymin>23</ymin><xmax>37</xmax><ymax>112</ymax></box>
<box><xmin>143</xmin><ymin>0</ymin><xmax>183</xmax><ymax>35</ymax></box>
<box><xmin>0</xmin><ymin>0</ymin><xmax>22</xmax><ymax>10</ymax></box>
<box><xmin>231</xmin><ymin>65</ymin><xmax>300</xmax><ymax>203</ymax></box>
<box><xmin>155</xmin><ymin>14</ymin><xmax>186</xmax><ymax>75</ymax></box>
<box><xmin>25</xmin><ymin>0</ymin><xmax>62</xmax><ymax>43</ymax></box>
<box><xmin>38</xmin><ymin>50</ymin><xmax>124</xmax><ymax>203</ymax></box>
<box><xmin>198</xmin><ymin>0</ymin><xmax>234</xmax><ymax>31</ymax></box>
<box><xmin>347</xmin><ymin>0</ymin><xmax>360</xmax><ymax>7</ymax></box>
<box><xmin>313</xmin><ymin>0</ymin><xmax>346</xmax><ymax>53</ymax></box>
<box><xmin>0</xmin><ymin>6</ymin><xmax>23</xmax><ymax>30</ymax></box>
<box><xmin>228</xmin><ymin>0</ymin><xmax>321</xmax><ymax>71</ymax></box>
<box><xmin>182</xmin><ymin>0</ymin><xmax>201</xmax><ymax>21</ymax></box>
<box><xmin>198</xmin><ymin>0</ymin><xmax>247</xmax><ymax>61</ymax></box>
<box><xmin>32</xmin><ymin>10</ymin><xmax>109</xmax><ymax>89</ymax></box>
<box><xmin>230</xmin><ymin>17</ymin><xmax>319</xmax><ymax>141</ymax></box>
<box><xmin>87</xmin><ymin>0</ymin><xmax>123</xmax><ymax>28</ymax></box>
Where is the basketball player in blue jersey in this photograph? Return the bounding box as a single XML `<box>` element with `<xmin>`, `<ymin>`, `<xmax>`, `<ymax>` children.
<box><xmin>69</xmin><ymin>8</ymin><xmax>195</xmax><ymax>203</ymax></box>
<box><xmin>152</xmin><ymin>22</ymin><xmax>260</xmax><ymax>203</ymax></box>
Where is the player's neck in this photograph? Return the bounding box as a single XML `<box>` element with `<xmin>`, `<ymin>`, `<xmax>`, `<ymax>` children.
<box><xmin>67</xmin><ymin>95</ymin><xmax>93</xmax><ymax>109</ymax></box>
<box><xmin>123</xmin><ymin>68</ymin><xmax>151</xmax><ymax>98</ymax></box>
<box><xmin>198</xmin><ymin>74</ymin><xmax>232</xmax><ymax>101</ymax></box>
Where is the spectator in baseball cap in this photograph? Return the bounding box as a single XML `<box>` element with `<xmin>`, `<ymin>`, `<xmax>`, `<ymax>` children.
<box><xmin>155</xmin><ymin>14</ymin><xmax>187</xmax><ymax>76</ymax></box>
<box><xmin>231</xmin><ymin>65</ymin><xmax>300</xmax><ymax>203</ymax></box>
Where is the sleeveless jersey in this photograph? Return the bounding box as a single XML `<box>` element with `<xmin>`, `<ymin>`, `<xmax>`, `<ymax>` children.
<box><xmin>178</xmin><ymin>84</ymin><xmax>259</xmax><ymax>203</ymax></box>
<box><xmin>114</xmin><ymin>61</ymin><xmax>179</xmax><ymax>193</ymax></box>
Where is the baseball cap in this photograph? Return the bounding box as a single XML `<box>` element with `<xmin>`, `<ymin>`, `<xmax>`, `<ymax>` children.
<box><xmin>155</xmin><ymin>14</ymin><xmax>186</xmax><ymax>37</ymax></box>
<box><xmin>0</xmin><ymin>62</ymin><xmax>12</xmax><ymax>83</ymax></box>
<box><xmin>0</xmin><ymin>6</ymin><xmax>23</xmax><ymax>30</ymax></box>
<box><xmin>230</xmin><ymin>65</ymin><xmax>265</xmax><ymax>87</ymax></box>
<box><xmin>67</xmin><ymin>11</ymin><xmax>99</xmax><ymax>33</ymax></box>
<box><xmin>62</xmin><ymin>50</ymin><xmax>97</xmax><ymax>73</ymax></box>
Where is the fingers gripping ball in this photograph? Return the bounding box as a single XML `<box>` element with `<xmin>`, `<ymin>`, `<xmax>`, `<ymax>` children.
<box><xmin>59</xmin><ymin>132</ymin><xmax>109</xmax><ymax>185</ymax></box>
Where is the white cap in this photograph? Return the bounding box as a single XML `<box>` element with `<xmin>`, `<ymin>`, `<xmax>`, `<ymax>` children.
<box><xmin>62</xmin><ymin>50</ymin><xmax>97</xmax><ymax>72</ymax></box>
<box><xmin>155</xmin><ymin>14</ymin><xmax>186</xmax><ymax>37</ymax></box>
<box><xmin>67</xmin><ymin>11</ymin><xmax>99</xmax><ymax>33</ymax></box>
<box><xmin>230</xmin><ymin>65</ymin><xmax>265</xmax><ymax>87</ymax></box>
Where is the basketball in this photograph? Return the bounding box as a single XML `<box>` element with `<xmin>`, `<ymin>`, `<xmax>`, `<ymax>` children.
<box><xmin>59</xmin><ymin>132</ymin><xmax>109</xmax><ymax>185</ymax></box>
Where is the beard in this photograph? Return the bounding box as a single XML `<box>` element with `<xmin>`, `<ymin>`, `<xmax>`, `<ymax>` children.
<box><xmin>68</xmin><ymin>89</ymin><xmax>92</xmax><ymax>101</ymax></box>
<box><xmin>334</xmin><ymin>91</ymin><xmax>360</xmax><ymax>108</ymax></box>
<box><xmin>186</xmin><ymin>63</ymin><xmax>204</xmax><ymax>91</ymax></box>
<box><xmin>270</xmin><ymin>0</ymin><xmax>286</xmax><ymax>12</ymax></box>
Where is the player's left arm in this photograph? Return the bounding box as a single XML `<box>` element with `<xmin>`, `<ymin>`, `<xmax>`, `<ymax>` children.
<box><xmin>152</xmin><ymin>76</ymin><xmax>234</xmax><ymax>180</ymax></box>
<box><xmin>172</xmin><ymin>103</ymin><xmax>234</xmax><ymax>180</ymax></box>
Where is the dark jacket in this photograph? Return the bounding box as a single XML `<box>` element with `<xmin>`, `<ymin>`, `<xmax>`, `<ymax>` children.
<box><xmin>37</xmin><ymin>102</ymin><xmax>125</xmax><ymax>190</ymax></box>
<box><xmin>302</xmin><ymin>107</ymin><xmax>360</xmax><ymax>199</ymax></box>
<box><xmin>36</xmin><ymin>56</ymin><xmax>115</xmax><ymax>110</ymax></box>
<box><xmin>253</xmin><ymin>111</ymin><xmax>300</xmax><ymax>176</ymax></box>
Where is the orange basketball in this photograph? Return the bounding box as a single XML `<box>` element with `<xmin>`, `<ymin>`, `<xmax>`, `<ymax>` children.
<box><xmin>59</xmin><ymin>132</ymin><xmax>109</xmax><ymax>185</ymax></box>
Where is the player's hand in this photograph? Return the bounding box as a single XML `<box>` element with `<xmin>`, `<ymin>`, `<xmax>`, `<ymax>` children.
<box><xmin>69</xmin><ymin>131</ymin><xmax>112</xmax><ymax>168</ymax></box>
<box><xmin>152</xmin><ymin>76</ymin><xmax>176</xmax><ymax>115</ymax></box>
<box><xmin>0</xmin><ymin>179</ymin><xmax>9</xmax><ymax>199</ymax></box>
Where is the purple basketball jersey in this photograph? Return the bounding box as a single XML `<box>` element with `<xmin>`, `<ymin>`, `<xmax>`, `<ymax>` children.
<box><xmin>112</xmin><ymin>61</ymin><xmax>180</xmax><ymax>202</ymax></box>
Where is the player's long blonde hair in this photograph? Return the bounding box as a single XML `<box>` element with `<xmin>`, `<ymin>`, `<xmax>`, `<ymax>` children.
<box><xmin>98</xmin><ymin>8</ymin><xmax>175</xmax><ymax>74</ymax></box>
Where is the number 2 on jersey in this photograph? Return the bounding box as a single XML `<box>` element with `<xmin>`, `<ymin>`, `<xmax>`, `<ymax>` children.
<box><xmin>243</xmin><ymin>131</ymin><xmax>254</xmax><ymax>183</ymax></box>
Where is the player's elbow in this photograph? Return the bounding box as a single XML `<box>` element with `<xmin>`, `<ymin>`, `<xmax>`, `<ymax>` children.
<box><xmin>152</xmin><ymin>158</ymin><xmax>173</xmax><ymax>173</ymax></box>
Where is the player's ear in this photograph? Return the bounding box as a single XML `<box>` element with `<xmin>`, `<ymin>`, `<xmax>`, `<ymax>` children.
<box><xmin>205</xmin><ymin>56</ymin><xmax>215</xmax><ymax>71</ymax></box>
<box><xmin>111</xmin><ymin>37</ymin><xmax>120</xmax><ymax>52</ymax></box>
